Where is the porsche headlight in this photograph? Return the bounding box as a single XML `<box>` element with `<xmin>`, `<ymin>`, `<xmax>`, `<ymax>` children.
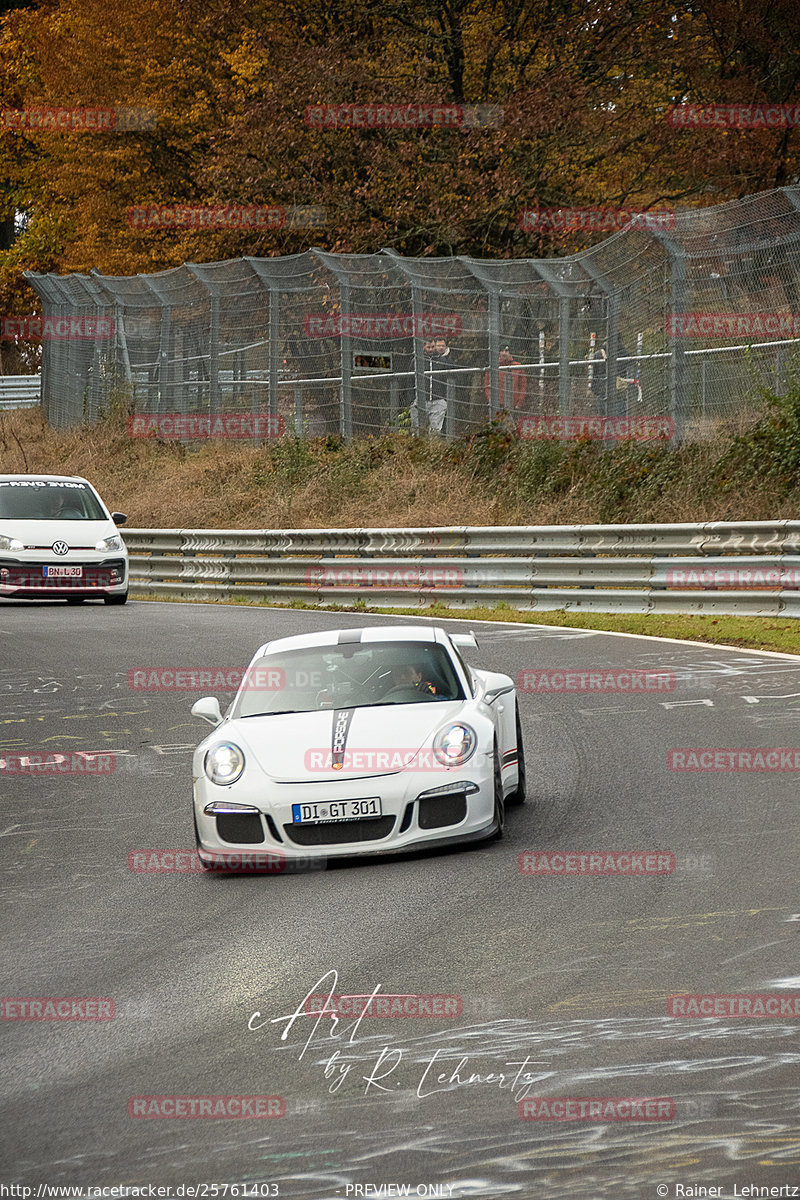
<box><xmin>0</xmin><ymin>535</ymin><xmax>24</xmax><ymax>552</ymax></box>
<box><xmin>95</xmin><ymin>534</ymin><xmax>123</xmax><ymax>552</ymax></box>
<box><xmin>433</xmin><ymin>723</ymin><xmax>477</xmax><ymax>767</ymax></box>
<box><xmin>204</xmin><ymin>742</ymin><xmax>245</xmax><ymax>786</ymax></box>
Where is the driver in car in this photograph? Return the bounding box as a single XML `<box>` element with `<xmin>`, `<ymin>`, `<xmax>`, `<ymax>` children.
<box><xmin>393</xmin><ymin>662</ymin><xmax>437</xmax><ymax>695</ymax></box>
<box><xmin>41</xmin><ymin>489</ymin><xmax>66</xmax><ymax>518</ymax></box>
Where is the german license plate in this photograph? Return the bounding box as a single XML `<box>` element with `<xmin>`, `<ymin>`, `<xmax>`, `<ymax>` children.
<box><xmin>44</xmin><ymin>566</ymin><xmax>83</xmax><ymax>578</ymax></box>
<box><xmin>291</xmin><ymin>798</ymin><xmax>382</xmax><ymax>824</ymax></box>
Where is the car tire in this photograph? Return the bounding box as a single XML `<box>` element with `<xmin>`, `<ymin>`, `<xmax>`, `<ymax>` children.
<box><xmin>507</xmin><ymin>704</ymin><xmax>527</xmax><ymax>806</ymax></box>
<box><xmin>491</xmin><ymin>739</ymin><xmax>505</xmax><ymax>840</ymax></box>
<box><xmin>104</xmin><ymin>591</ymin><xmax>128</xmax><ymax>606</ymax></box>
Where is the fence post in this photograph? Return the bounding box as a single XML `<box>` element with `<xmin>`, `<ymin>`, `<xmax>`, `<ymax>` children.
<box><xmin>209</xmin><ymin>294</ymin><xmax>220</xmax><ymax>416</ymax></box>
<box><xmin>293</xmin><ymin>384</ymin><xmax>303</xmax><ymax>435</ymax></box>
<box><xmin>488</xmin><ymin>289</ymin><xmax>500</xmax><ymax>420</ymax></box>
<box><xmin>389</xmin><ymin>374</ymin><xmax>399</xmax><ymax>426</ymax></box>
<box><xmin>412</xmin><ymin>285</ymin><xmax>426</xmax><ymax>433</ymax></box>
<box><xmin>339</xmin><ymin>279</ymin><xmax>353</xmax><ymax>440</ymax></box>
<box><xmin>605</xmin><ymin>292</ymin><xmax>621</xmax><ymax>423</ymax></box>
<box><xmin>269</xmin><ymin>283</ymin><xmax>279</xmax><ymax>421</ymax></box>
<box><xmin>776</xmin><ymin>345</ymin><xmax>786</xmax><ymax>396</ymax></box>
<box><xmin>558</xmin><ymin>296</ymin><xmax>571</xmax><ymax>414</ymax></box>
<box><xmin>649</xmin><ymin>230</ymin><xmax>687</xmax><ymax>443</ymax></box>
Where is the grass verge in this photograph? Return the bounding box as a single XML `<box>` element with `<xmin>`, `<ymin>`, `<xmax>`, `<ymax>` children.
<box><xmin>131</xmin><ymin>592</ymin><xmax>800</xmax><ymax>656</ymax></box>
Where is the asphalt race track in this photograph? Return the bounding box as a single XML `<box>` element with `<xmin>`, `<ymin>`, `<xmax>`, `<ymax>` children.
<box><xmin>1</xmin><ymin>600</ymin><xmax>799</xmax><ymax>1198</ymax></box>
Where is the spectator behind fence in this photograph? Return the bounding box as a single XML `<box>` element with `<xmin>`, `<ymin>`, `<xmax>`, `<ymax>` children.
<box><xmin>411</xmin><ymin>336</ymin><xmax>460</xmax><ymax>435</ymax></box>
<box><xmin>590</xmin><ymin>341</ymin><xmax>637</xmax><ymax>409</ymax></box>
<box><xmin>484</xmin><ymin>346</ymin><xmax>527</xmax><ymax>413</ymax></box>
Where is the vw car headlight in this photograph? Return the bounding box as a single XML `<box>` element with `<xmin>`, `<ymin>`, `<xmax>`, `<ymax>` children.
<box><xmin>95</xmin><ymin>534</ymin><xmax>123</xmax><ymax>552</ymax></box>
<box><xmin>433</xmin><ymin>723</ymin><xmax>477</xmax><ymax>767</ymax></box>
<box><xmin>204</xmin><ymin>742</ymin><xmax>245</xmax><ymax>786</ymax></box>
<box><xmin>0</xmin><ymin>535</ymin><xmax>24</xmax><ymax>552</ymax></box>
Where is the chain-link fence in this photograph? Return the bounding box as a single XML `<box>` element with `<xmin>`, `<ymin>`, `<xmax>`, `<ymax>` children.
<box><xmin>24</xmin><ymin>185</ymin><xmax>800</xmax><ymax>442</ymax></box>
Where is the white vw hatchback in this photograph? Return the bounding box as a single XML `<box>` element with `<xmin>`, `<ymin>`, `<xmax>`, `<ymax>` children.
<box><xmin>0</xmin><ymin>474</ymin><xmax>129</xmax><ymax>604</ymax></box>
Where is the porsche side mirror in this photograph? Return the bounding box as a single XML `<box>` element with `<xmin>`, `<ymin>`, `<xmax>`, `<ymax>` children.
<box><xmin>191</xmin><ymin>696</ymin><xmax>223</xmax><ymax>726</ymax></box>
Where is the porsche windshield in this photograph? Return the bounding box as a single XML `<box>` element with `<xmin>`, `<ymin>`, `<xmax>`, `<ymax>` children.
<box><xmin>236</xmin><ymin>641</ymin><xmax>465</xmax><ymax>717</ymax></box>
<box><xmin>0</xmin><ymin>481</ymin><xmax>106</xmax><ymax>521</ymax></box>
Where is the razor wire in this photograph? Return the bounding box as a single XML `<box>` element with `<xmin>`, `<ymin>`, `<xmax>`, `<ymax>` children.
<box><xmin>23</xmin><ymin>185</ymin><xmax>800</xmax><ymax>441</ymax></box>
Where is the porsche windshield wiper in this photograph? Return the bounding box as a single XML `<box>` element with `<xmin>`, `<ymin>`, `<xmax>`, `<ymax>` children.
<box><xmin>240</xmin><ymin>709</ymin><xmax>306</xmax><ymax>717</ymax></box>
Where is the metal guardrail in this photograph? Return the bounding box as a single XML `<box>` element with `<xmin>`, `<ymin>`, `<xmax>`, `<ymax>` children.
<box><xmin>124</xmin><ymin>521</ymin><xmax>800</xmax><ymax>617</ymax></box>
<box><xmin>0</xmin><ymin>376</ymin><xmax>41</xmax><ymax>409</ymax></box>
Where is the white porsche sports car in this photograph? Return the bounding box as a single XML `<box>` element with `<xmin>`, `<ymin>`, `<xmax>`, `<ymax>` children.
<box><xmin>191</xmin><ymin>625</ymin><xmax>525</xmax><ymax>868</ymax></box>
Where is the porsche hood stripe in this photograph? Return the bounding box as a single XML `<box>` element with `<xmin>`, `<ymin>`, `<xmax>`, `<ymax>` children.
<box><xmin>331</xmin><ymin>708</ymin><xmax>355</xmax><ymax>768</ymax></box>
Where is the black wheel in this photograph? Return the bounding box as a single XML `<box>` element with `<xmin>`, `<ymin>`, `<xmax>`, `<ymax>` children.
<box><xmin>507</xmin><ymin>704</ymin><xmax>527</xmax><ymax>805</ymax></box>
<box><xmin>491</xmin><ymin>739</ymin><xmax>505</xmax><ymax>839</ymax></box>
<box><xmin>104</xmin><ymin>591</ymin><xmax>128</xmax><ymax>606</ymax></box>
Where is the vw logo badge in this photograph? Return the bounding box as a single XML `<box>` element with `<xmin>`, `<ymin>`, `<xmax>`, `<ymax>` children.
<box><xmin>52</xmin><ymin>541</ymin><xmax>69</xmax><ymax>556</ymax></box>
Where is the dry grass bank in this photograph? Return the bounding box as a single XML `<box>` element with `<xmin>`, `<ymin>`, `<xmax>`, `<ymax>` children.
<box><xmin>0</xmin><ymin>401</ymin><xmax>797</xmax><ymax>529</ymax></box>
